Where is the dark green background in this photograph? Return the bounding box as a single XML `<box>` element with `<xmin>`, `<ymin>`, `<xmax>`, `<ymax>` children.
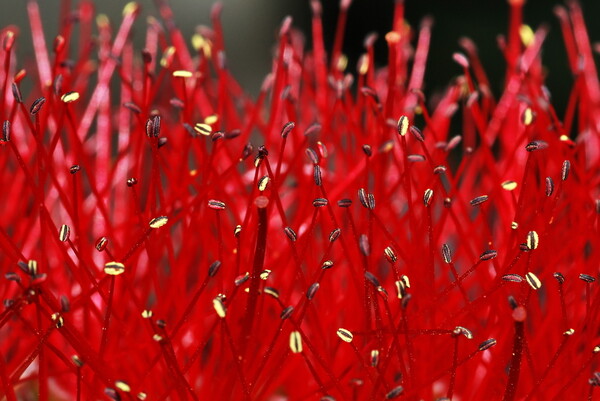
<box><xmin>3</xmin><ymin>0</ymin><xmax>599</xmax><ymax>116</ymax></box>
<box><xmin>319</xmin><ymin>0</ymin><xmax>600</xmax><ymax>116</ymax></box>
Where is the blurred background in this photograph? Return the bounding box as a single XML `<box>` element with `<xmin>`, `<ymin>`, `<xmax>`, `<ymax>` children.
<box><xmin>2</xmin><ymin>0</ymin><xmax>600</xmax><ymax>115</ymax></box>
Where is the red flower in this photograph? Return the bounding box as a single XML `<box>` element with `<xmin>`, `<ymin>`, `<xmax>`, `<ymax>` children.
<box><xmin>0</xmin><ymin>1</ymin><xmax>599</xmax><ymax>400</ymax></box>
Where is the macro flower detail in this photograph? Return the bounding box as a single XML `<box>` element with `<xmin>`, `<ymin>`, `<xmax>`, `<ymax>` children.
<box><xmin>0</xmin><ymin>0</ymin><xmax>599</xmax><ymax>400</ymax></box>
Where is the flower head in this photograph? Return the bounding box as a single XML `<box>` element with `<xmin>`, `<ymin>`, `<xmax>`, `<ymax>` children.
<box><xmin>0</xmin><ymin>1</ymin><xmax>599</xmax><ymax>400</ymax></box>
